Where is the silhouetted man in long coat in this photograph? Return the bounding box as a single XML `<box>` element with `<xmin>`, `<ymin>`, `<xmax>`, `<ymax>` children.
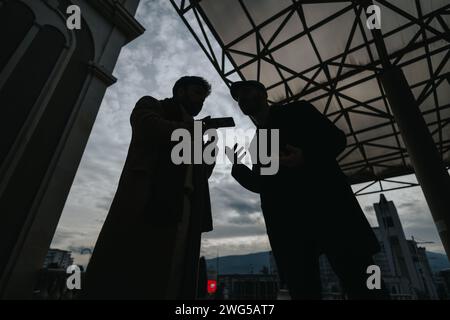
<box><xmin>83</xmin><ymin>76</ymin><xmax>215</xmax><ymax>299</ymax></box>
<box><xmin>230</xmin><ymin>80</ymin><xmax>388</xmax><ymax>300</ymax></box>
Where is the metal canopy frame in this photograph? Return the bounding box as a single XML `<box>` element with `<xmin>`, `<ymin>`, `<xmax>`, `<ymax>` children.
<box><xmin>170</xmin><ymin>0</ymin><xmax>450</xmax><ymax>194</ymax></box>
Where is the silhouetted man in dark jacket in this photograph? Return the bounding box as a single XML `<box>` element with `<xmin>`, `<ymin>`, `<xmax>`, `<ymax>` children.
<box><xmin>230</xmin><ymin>80</ymin><xmax>388</xmax><ymax>300</ymax></box>
<box><xmin>83</xmin><ymin>76</ymin><xmax>215</xmax><ymax>299</ymax></box>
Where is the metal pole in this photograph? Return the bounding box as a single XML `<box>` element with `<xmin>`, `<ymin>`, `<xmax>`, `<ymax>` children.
<box><xmin>362</xmin><ymin>1</ymin><xmax>450</xmax><ymax>259</ymax></box>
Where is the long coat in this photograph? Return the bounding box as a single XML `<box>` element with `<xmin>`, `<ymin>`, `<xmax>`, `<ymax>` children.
<box><xmin>232</xmin><ymin>101</ymin><xmax>379</xmax><ymax>257</ymax></box>
<box><xmin>83</xmin><ymin>97</ymin><xmax>213</xmax><ymax>299</ymax></box>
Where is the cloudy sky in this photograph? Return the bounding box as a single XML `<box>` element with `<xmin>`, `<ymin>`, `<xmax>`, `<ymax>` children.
<box><xmin>51</xmin><ymin>0</ymin><xmax>445</xmax><ymax>266</ymax></box>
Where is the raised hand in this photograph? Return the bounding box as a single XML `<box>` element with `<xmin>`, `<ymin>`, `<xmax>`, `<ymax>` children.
<box><xmin>225</xmin><ymin>143</ymin><xmax>247</xmax><ymax>165</ymax></box>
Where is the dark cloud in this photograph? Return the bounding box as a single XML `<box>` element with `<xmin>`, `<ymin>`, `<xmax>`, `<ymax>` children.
<box><xmin>397</xmin><ymin>201</ymin><xmax>420</xmax><ymax>210</ymax></box>
<box><xmin>209</xmin><ymin>176</ymin><xmax>261</xmax><ymax>217</ymax></box>
<box><xmin>67</xmin><ymin>246</ymin><xmax>93</xmax><ymax>255</ymax></box>
<box><xmin>51</xmin><ymin>229</ymin><xmax>87</xmax><ymax>246</ymax></box>
<box><xmin>227</xmin><ymin>213</ymin><xmax>263</xmax><ymax>225</ymax></box>
<box><xmin>94</xmin><ymin>195</ymin><xmax>115</xmax><ymax>211</ymax></box>
<box><xmin>205</xmin><ymin>223</ymin><xmax>267</xmax><ymax>239</ymax></box>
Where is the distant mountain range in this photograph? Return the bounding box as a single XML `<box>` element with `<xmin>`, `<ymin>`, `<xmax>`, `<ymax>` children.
<box><xmin>206</xmin><ymin>251</ymin><xmax>272</xmax><ymax>275</ymax></box>
<box><xmin>206</xmin><ymin>251</ymin><xmax>450</xmax><ymax>275</ymax></box>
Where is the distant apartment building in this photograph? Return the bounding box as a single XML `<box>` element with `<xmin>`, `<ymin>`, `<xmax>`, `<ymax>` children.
<box><xmin>35</xmin><ymin>249</ymin><xmax>80</xmax><ymax>299</ymax></box>
<box><xmin>43</xmin><ymin>249</ymin><xmax>74</xmax><ymax>270</ymax></box>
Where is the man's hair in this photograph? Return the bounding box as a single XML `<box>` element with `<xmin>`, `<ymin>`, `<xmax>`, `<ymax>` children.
<box><xmin>172</xmin><ymin>76</ymin><xmax>211</xmax><ymax>97</ymax></box>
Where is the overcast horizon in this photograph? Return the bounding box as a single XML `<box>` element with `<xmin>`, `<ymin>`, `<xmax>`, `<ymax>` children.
<box><xmin>50</xmin><ymin>0</ymin><xmax>446</xmax><ymax>267</ymax></box>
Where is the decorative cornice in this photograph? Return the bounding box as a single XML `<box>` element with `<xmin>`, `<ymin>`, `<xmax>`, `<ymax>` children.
<box><xmin>89</xmin><ymin>0</ymin><xmax>145</xmax><ymax>43</ymax></box>
<box><xmin>88</xmin><ymin>61</ymin><xmax>117</xmax><ymax>87</ymax></box>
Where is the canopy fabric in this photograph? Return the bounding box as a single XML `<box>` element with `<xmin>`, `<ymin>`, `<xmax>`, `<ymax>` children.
<box><xmin>172</xmin><ymin>0</ymin><xmax>450</xmax><ymax>185</ymax></box>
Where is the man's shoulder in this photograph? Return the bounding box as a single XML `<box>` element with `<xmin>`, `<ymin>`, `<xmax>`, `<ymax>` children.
<box><xmin>283</xmin><ymin>100</ymin><xmax>315</xmax><ymax>110</ymax></box>
<box><xmin>271</xmin><ymin>100</ymin><xmax>315</xmax><ymax>118</ymax></box>
<box><xmin>136</xmin><ymin>95</ymin><xmax>161</xmax><ymax>107</ymax></box>
<box><xmin>133</xmin><ymin>96</ymin><xmax>166</xmax><ymax>115</ymax></box>
<box><xmin>130</xmin><ymin>96</ymin><xmax>164</xmax><ymax>125</ymax></box>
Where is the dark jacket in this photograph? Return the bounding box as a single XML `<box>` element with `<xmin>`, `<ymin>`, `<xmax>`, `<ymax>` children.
<box><xmin>83</xmin><ymin>97</ymin><xmax>213</xmax><ymax>299</ymax></box>
<box><xmin>232</xmin><ymin>101</ymin><xmax>380</xmax><ymax>255</ymax></box>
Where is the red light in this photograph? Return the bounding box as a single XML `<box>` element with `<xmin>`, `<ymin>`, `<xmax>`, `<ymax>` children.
<box><xmin>207</xmin><ymin>280</ymin><xmax>217</xmax><ymax>294</ymax></box>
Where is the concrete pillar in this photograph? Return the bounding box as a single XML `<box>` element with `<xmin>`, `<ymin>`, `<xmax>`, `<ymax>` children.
<box><xmin>0</xmin><ymin>0</ymin><xmax>144</xmax><ymax>298</ymax></box>
<box><xmin>361</xmin><ymin>0</ymin><xmax>450</xmax><ymax>260</ymax></box>
<box><xmin>379</xmin><ymin>67</ymin><xmax>450</xmax><ymax>259</ymax></box>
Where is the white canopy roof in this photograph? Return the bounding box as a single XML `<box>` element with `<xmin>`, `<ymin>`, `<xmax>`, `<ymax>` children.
<box><xmin>172</xmin><ymin>0</ymin><xmax>450</xmax><ymax>189</ymax></box>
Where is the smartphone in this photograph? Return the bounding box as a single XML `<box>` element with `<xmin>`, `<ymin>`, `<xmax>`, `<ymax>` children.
<box><xmin>204</xmin><ymin>117</ymin><xmax>235</xmax><ymax>129</ymax></box>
